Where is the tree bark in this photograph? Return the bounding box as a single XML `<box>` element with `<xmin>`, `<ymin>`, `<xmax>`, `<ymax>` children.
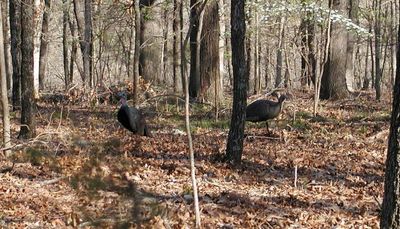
<box><xmin>380</xmin><ymin>17</ymin><xmax>400</xmax><ymax>228</ymax></box>
<box><xmin>200</xmin><ymin>0</ymin><xmax>220</xmax><ymax>102</ymax></box>
<box><xmin>275</xmin><ymin>16</ymin><xmax>285</xmax><ymax>88</ymax></box>
<box><xmin>374</xmin><ymin>0</ymin><xmax>382</xmax><ymax>100</ymax></box>
<box><xmin>225</xmin><ymin>0</ymin><xmax>247</xmax><ymax>164</ymax></box>
<box><xmin>344</xmin><ymin>0</ymin><xmax>359</xmax><ymax>92</ymax></box>
<box><xmin>133</xmin><ymin>0</ymin><xmax>140</xmax><ymax>105</ymax></box>
<box><xmin>62</xmin><ymin>0</ymin><xmax>70</xmax><ymax>89</ymax></box>
<box><xmin>39</xmin><ymin>0</ymin><xmax>51</xmax><ymax>90</ymax></box>
<box><xmin>139</xmin><ymin>0</ymin><xmax>163</xmax><ymax>83</ymax></box>
<box><xmin>33</xmin><ymin>0</ymin><xmax>40</xmax><ymax>97</ymax></box>
<box><xmin>19</xmin><ymin>0</ymin><xmax>36</xmax><ymax>139</ymax></box>
<box><xmin>84</xmin><ymin>0</ymin><xmax>92</xmax><ymax>88</ymax></box>
<box><xmin>189</xmin><ymin>0</ymin><xmax>201</xmax><ymax>98</ymax></box>
<box><xmin>1</xmin><ymin>0</ymin><xmax>12</xmax><ymax>91</ymax></box>
<box><xmin>0</xmin><ymin>1</ymin><xmax>11</xmax><ymax>156</ymax></box>
<box><xmin>320</xmin><ymin>0</ymin><xmax>350</xmax><ymax>100</ymax></box>
<box><xmin>9</xmin><ymin>0</ymin><xmax>21</xmax><ymax>110</ymax></box>
<box><xmin>172</xmin><ymin>0</ymin><xmax>180</xmax><ymax>92</ymax></box>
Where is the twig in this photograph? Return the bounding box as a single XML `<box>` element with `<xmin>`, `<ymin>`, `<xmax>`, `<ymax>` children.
<box><xmin>39</xmin><ymin>176</ymin><xmax>67</xmax><ymax>186</ymax></box>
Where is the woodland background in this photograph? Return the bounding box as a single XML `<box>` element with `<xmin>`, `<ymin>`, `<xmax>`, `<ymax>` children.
<box><xmin>0</xmin><ymin>0</ymin><xmax>399</xmax><ymax>227</ymax></box>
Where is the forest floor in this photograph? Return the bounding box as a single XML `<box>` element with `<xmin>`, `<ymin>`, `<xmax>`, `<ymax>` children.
<box><xmin>0</xmin><ymin>90</ymin><xmax>392</xmax><ymax>228</ymax></box>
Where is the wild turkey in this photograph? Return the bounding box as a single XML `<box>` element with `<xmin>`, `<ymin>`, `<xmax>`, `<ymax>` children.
<box><xmin>246</xmin><ymin>94</ymin><xmax>287</xmax><ymax>133</ymax></box>
<box><xmin>117</xmin><ymin>96</ymin><xmax>152</xmax><ymax>137</ymax></box>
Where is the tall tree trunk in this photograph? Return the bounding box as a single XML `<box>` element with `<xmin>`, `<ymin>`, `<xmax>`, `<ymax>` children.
<box><xmin>380</xmin><ymin>17</ymin><xmax>400</xmax><ymax>227</ymax></box>
<box><xmin>139</xmin><ymin>0</ymin><xmax>163</xmax><ymax>83</ymax></box>
<box><xmin>345</xmin><ymin>0</ymin><xmax>359</xmax><ymax>92</ymax></box>
<box><xmin>1</xmin><ymin>0</ymin><xmax>12</xmax><ymax>91</ymax></box>
<box><xmin>362</xmin><ymin>40</ymin><xmax>370</xmax><ymax>90</ymax></box>
<box><xmin>33</xmin><ymin>0</ymin><xmax>41</xmax><ymax>97</ymax></box>
<box><xmin>83</xmin><ymin>0</ymin><xmax>92</xmax><ymax>88</ymax></box>
<box><xmin>39</xmin><ymin>0</ymin><xmax>51</xmax><ymax>90</ymax></box>
<box><xmin>374</xmin><ymin>0</ymin><xmax>382</xmax><ymax>100</ymax></box>
<box><xmin>200</xmin><ymin>0</ymin><xmax>220</xmax><ymax>102</ymax></box>
<box><xmin>245</xmin><ymin>7</ymin><xmax>251</xmax><ymax>92</ymax></box>
<box><xmin>62</xmin><ymin>0</ymin><xmax>70</xmax><ymax>89</ymax></box>
<box><xmin>189</xmin><ymin>0</ymin><xmax>201</xmax><ymax>98</ymax></box>
<box><xmin>69</xmin><ymin>17</ymin><xmax>77</xmax><ymax>85</ymax></box>
<box><xmin>161</xmin><ymin>9</ymin><xmax>168</xmax><ymax>84</ymax></box>
<box><xmin>0</xmin><ymin>1</ymin><xmax>11</xmax><ymax>156</ymax></box>
<box><xmin>225</xmin><ymin>0</ymin><xmax>247</xmax><ymax>164</ymax></box>
<box><xmin>253</xmin><ymin>5</ymin><xmax>260</xmax><ymax>95</ymax></box>
<box><xmin>133</xmin><ymin>0</ymin><xmax>140</xmax><ymax>105</ymax></box>
<box><xmin>179</xmin><ymin>0</ymin><xmax>185</xmax><ymax>92</ymax></box>
<box><xmin>172</xmin><ymin>0</ymin><xmax>180</xmax><ymax>92</ymax></box>
<box><xmin>19</xmin><ymin>0</ymin><xmax>36</xmax><ymax>139</ymax></box>
<box><xmin>275</xmin><ymin>16</ymin><xmax>285</xmax><ymax>88</ymax></box>
<box><xmin>320</xmin><ymin>0</ymin><xmax>350</xmax><ymax>100</ymax></box>
<box><xmin>9</xmin><ymin>0</ymin><xmax>21</xmax><ymax>110</ymax></box>
<box><xmin>218</xmin><ymin>0</ymin><xmax>225</xmax><ymax>95</ymax></box>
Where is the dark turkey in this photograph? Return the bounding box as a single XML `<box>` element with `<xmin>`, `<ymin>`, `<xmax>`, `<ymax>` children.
<box><xmin>117</xmin><ymin>97</ymin><xmax>152</xmax><ymax>137</ymax></box>
<box><xmin>246</xmin><ymin>94</ymin><xmax>287</xmax><ymax>133</ymax></box>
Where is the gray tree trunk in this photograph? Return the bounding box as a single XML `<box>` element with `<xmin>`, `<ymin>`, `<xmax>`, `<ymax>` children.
<box><xmin>0</xmin><ymin>1</ymin><xmax>11</xmax><ymax>156</ymax></box>
<box><xmin>83</xmin><ymin>0</ymin><xmax>92</xmax><ymax>87</ymax></box>
<box><xmin>19</xmin><ymin>0</ymin><xmax>36</xmax><ymax>139</ymax></box>
<box><xmin>38</xmin><ymin>0</ymin><xmax>51</xmax><ymax>90</ymax></box>
<box><xmin>1</xmin><ymin>0</ymin><xmax>11</xmax><ymax>91</ymax></box>
<box><xmin>320</xmin><ymin>0</ymin><xmax>350</xmax><ymax>100</ymax></box>
<box><xmin>9</xmin><ymin>0</ymin><xmax>21</xmax><ymax>110</ymax></box>
<box><xmin>380</xmin><ymin>18</ymin><xmax>400</xmax><ymax>228</ymax></box>
<box><xmin>139</xmin><ymin>0</ymin><xmax>163</xmax><ymax>83</ymax></box>
<box><xmin>133</xmin><ymin>0</ymin><xmax>140</xmax><ymax>105</ymax></box>
<box><xmin>374</xmin><ymin>0</ymin><xmax>382</xmax><ymax>100</ymax></box>
<box><xmin>225</xmin><ymin>0</ymin><xmax>247</xmax><ymax>164</ymax></box>
<box><xmin>345</xmin><ymin>0</ymin><xmax>359</xmax><ymax>92</ymax></box>
<box><xmin>275</xmin><ymin>16</ymin><xmax>285</xmax><ymax>88</ymax></box>
<box><xmin>62</xmin><ymin>0</ymin><xmax>70</xmax><ymax>88</ymax></box>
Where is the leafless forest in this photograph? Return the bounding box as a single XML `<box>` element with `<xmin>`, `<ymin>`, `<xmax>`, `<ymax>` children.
<box><xmin>0</xmin><ymin>0</ymin><xmax>400</xmax><ymax>228</ymax></box>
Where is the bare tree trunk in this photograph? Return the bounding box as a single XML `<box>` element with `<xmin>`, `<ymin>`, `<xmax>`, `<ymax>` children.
<box><xmin>275</xmin><ymin>16</ymin><xmax>285</xmax><ymax>88</ymax></box>
<box><xmin>218</xmin><ymin>0</ymin><xmax>225</xmax><ymax>95</ymax></box>
<box><xmin>172</xmin><ymin>0</ymin><xmax>181</xmax><ymax>93</ymax></box>
<box><xmin>380</xmin><ymin>15</ymin><xmax>400</xmax><ymax>227</ymax></box>
<box><xmin>38</xmin><ymin>0</ymin><xmax>51</xmax><ymax>90</ymax></box>
<box><xmin>253</xmin><ymin>5</ymin><xmax>260</xmax><ymax>95</ymax></box>
<box><xmin>84</xmin><ymin>0</ymin><xmax>92</xmax><ymax>88</ymax></box>
<box><xmin>62</xmin><ymin>0</ymin><xmax>70</xmax><ymax>89</ymax></box>
<box><xmin>265</xmin><ymin>47</ymin><xmax>270</xmax><ymax>88</ymax></box>
<box><xmin>33</xmin><ymin>0</ymin><xmax>41</xmax><ymax>97</ymax></box>
<box><xmin>19</xmin><ymin>0</ymin><xmax>36</xmax><ymax>139</ymax></box>
<box><xmin>189</xmin><ymin>0</ymin><xmax>202</xmax><ymax>98</ymax></box>
<box><xmin>226</xmin><ymin>0</ymin><xmax>247</xmax><ymax>164</ymax></box>
<box><xmin>362</xmin><ymin>40</ymin><xmax>370</xmax><ymax>90</ymax></box>
<box><xmin>374</xmin><ymin>0</ymin><xmax>382</xmax><ymax>100</ymax></box>
<box><xmin>133</xmin><ymin>0</ymin><xmax>140</xmax><ymax>105</ymax></box>
<box><xmin>179</xmin><ymin>0</ymin><xmax>185</xmax><ymax>92</ymax></box>
<box><xmin>200</xmin><ymin>1</ymin><xmax>220</xmax><ymax>102</ymax></box>
<box><xmin>345</xmin><ymin>0</ymin><xmax>359</xmax><ymax>92</ymax></box>
<box><xmin>320</xmin><ymin>0</ymin><xmax>350</xmax><ymax>100</ymax></box>
<box><xmin>0</xmin><ymin>1</ymin><xmax>11</xmax><ymax>156</ymax></box>
<box><xmin>1</xmin><ymin>0</ymin><xmax>12</xmax><ymax>91</ymax></box>
<box><xmin>139</xmin><ymin>0</ymin><xmax>163</xmax><ymax>83</ymax></box>
<box><xmin>9</xmin><ymin>0</ymin><xmax>21</xmax><ymax>110</ymax></box>
<box><xmin>69</xmin><ymin>17</ymin><xmax>77</xmax><ymax>86</ymax></box>
<box><xmin>161</xmin><ymin>9</ymin><xmax>168</xmax><ymax>84</ymax></box>
<box><xmin>245</xmin><ymin>7</ymin><xmax>251</xmax><ymax>92</ymax></box>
